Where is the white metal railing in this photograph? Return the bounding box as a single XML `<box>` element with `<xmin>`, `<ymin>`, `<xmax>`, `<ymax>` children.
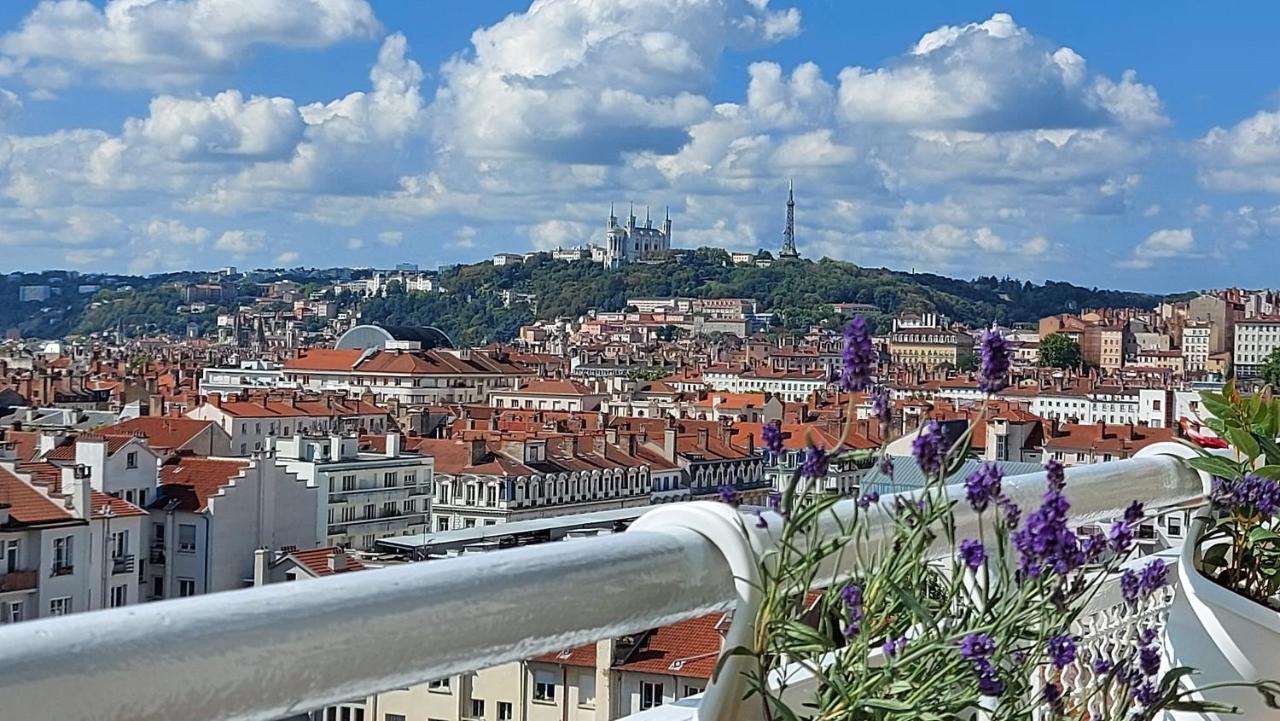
<box><xmin>0</xmin><ymin>446</ymin><xmax>1208</xmax><ymax>721</ymax></box>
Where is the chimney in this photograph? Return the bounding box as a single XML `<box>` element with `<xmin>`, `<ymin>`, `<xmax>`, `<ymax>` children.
<box><xmin>208</xmin><ymin>392</ymin><xmax>222</xmax><ymax>409</ymax></box>
<box><xmin>148</xmin><ymin>394</ymin><xmax>164</xmax><ymax>417</ymax></box>
<box><xmin>663</xmin><ymin>426</ymin><xmax>678</xmax><ymax>463</ymax></box>
<box><xmin>696</xmin><ymin>427</ymin><xmax>709</xmax><ymax>449</ymax></box>
<box><xmin>1123</xmin><ymin>422</ymin><xmax>1135</xmax><ymax>441</ymax></box>
<box><xmin>1096</xmin><ymin>420</ymin><xmax>1106</xmax><ymax>440</ymax></box>
<box><xmin>470</xmin><ymin>438</ymin><xmax>488</xmax><ymax>466</ymax></box>
<box><xmin>385</xmin><ymin>432</ymin><xmax>401</xmax><ymax>458</ymax></box>
<box><xmin>253</xmin><ymin>548</ymin><xmax>270</xmax><ymax>587</ymax></box>
<box><xmin>61</xmin><ymin>464</ymin><xmax>92</xmax><ymax>519</ymax></box>
<box><xmin>328</xmin><ymin>548</ymin><xmax>347</xmax><ymax>573</ymax></box>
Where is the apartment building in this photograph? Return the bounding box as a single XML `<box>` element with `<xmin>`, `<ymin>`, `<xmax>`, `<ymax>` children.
<box><xmin>1182</xmin><ymin>324</ymin><xmax>1211</xmax><ymax>372</ymax></box>
<box><xmin>887</xmin><ymin>326</ymin><xmax>974</xmax><ymax>369</ymax></box>
<box><xmin>489</xmin><ymin>379</ymin><xmax>606</xmax><ymax>412</ymax></box>
<box><xmin>1081</xmin><ymin>324</ymin><xmax>1126</xmax><ymax>371</ymax></box>
<box><xmin>731</xmin><ymin>421</ymin><xmax>878</xmax><ymax>496</ymax></box>
<box><xmin>187</xmin><ymin>392</ymin><xmax>389</xmax><ymax>456</ymax></box>
<box><xmin>94</xmin><ymin>416</ymin><xmax>232</xmax><ymax>458</ymax></box>
<box><xmin>147</xmin><ymin>453</ymin><xmax>319</xmax><ymax>598</ymax></box>
<box><xmin>368</xmin><ymin>612</ymin><xmax>722</xmax><ymax>721</ymax></box>
<box><xmin>701</xmin><ymin>365</ymin><xmax>827</xmax><ymax>403</ymax></box>
<box><xmin>1233</xmin><ymin>317</ymin><xmax>1280</xmax><ymax>379</ymax></box>
<box><xmin>276</xmin><ymin>433</ymin><xmax>432</xmax><ymax>551</ymax></box>
<box><xmin>0</xmin><ymin>467</ymin><xmax>90</xmax><ymax>623</ymax></box>
<box><xmin>1029</xmin><ymin>386</ymin><xmax>1170</xmax><ymax>427</ymax></box>
<box><xmin>1041</xmin><ymin>421</ymin><xmax>1177</xmax><ymax>466</ymax></box>
<box><xmin>283</xmin><ymin>347</ymin><xmax>533</xmax><ymax>406</ymax></box>
<box><xmin>416</xmin><ymin>434</ymin><xmax>656</xmax><ymax>532</ymax></box>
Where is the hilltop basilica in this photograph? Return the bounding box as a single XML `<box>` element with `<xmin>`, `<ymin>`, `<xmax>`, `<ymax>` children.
<box><xmin>591</xmin><ymin>204</ymin><xmax>672</xmax><ymax>268</ymax></box>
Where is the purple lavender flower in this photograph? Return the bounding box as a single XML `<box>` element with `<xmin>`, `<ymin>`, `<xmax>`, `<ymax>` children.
<box><xmin>882</xmin><ymin>635</ymin><xmax>907</xmax><ymax>658</ymax></box>
<box><xmin>959</xmin><ymin>538</ymin><xmax>986</xmax><ymax>570</ymax></box>
<box><xmin>761</xmin><ymin>421</ymin><xmax>784</xmax><ymax>457</ymax></box>
<box><xmin>978</xmin><ymin>329</ymin><xmax>1012</xmax><ymax>394</ymax></box>
<box><xmin>976</xmin><ymin>662</ymin><xmax>1005</xmax><ymax>697</ymax></box>
<box><xmin>871</xmin><ymin>389</ymin><xmax>892</xmax><ymax>426</ymax></box>
<box><xmin>1047</xmin><ymin>635</ymin><xmax>1077</xmax><ymax>668</ymax></box>
<box><xmin>1042</xmin><ymin>682</ymin><xmax>1065</xmax><ymax>716</ymax></box>
<box><xmin>959</xmin><ymin>633</ymin><xmax>995</xmax><ymax>662</ymax></box>
<box><xmin>1139</xmin><ymin>559</ymin><xmax>1169</xmax><ymax>595</ymax></box>
<box><xmin>1124</xmin><ymin>500</ymin><xmax>1145</xmax><ymax>524</ymax></box>
<box><xmin>1139</xmin><ymin>645</ymin><xmax>1160</xmax><ymax>677</ymax></box>
<box><xmin>964</xmin><ymin>462</ymin><xmax>1003</xmax><ymax>512</ymax></box>
<box><xmin>840</xmin><ymin>583</ymin><xmax>863</xmax><ymax>638</ymax></box>
<box><xmin>1045</xmin><ymin>459</ymin><xmax>1066</xmax><ymax>492</ymax></box>
<box><xmin>878</xmin><ymin>453</ymin><xmax>894</xmax><ymax>479</ymax></box>
<box><xmin>1121</xmin><ymin>568</ymin><xmax>1140</xmax><ymax>605</ymax></box>
<box><xmin>767</xmin><ymin>492</ymin><xmax>782</xmax><ymax>514</ymax></box>
<box><xmin>1211</xmin><ymin>473</ymin><xmax>1280</xmax><ymax>516</ymax></box>
<box><xmin>801</xmin><ymin>445</ymin><xmax>829</xmax><ymax>479</ymax></box>
<box><xmin>1108</xmin><ymin>520</ymin><xmax>1133</xmax><ymax>554</ymax></box>
<box><xmin>1133</xmin><ymin>681</ymin><xmax>1159</xmax><ymax>706</ymax></box>
<box><xmin>1081</xmin><ymin>532</ymin><xmax>1107</xmax><ymax>561</ymax></box>
<box><xmin>1092</xmin><ymin>656</ymin><xmax>1113</xmax><ymax>676</ymax></box>
<box><xmin>1138</xmin><ymin>626</ymin><xmax>1158</xmax><ymax>646</ymax></box>
<box><xmin>856</xmin><ymin>489</ymin><xmax>880</xmax><ymax>510</ymax></box>
<box><xmin>1012</xmin><ymin>485</ymin><xmax>1078</xmax><ymax>577</ymax></box>
<box><xmin>999</xmin><ymin>496</ymin><xmax>1022</xmax><ymax>528</ymax></box>
<box><xmin>841</xmin><ymin>316</ymin><xmax>876</xmax><ymax>392</ymax></box>
<box><xmin>718</xmin><ymin>485</ymin><xmax>741</xmax><ymax>506</ymax></box>
<box><xmin>912</xmin><ymin>420</ymin><xmax>945</xmax><ymax>476</ymax></box>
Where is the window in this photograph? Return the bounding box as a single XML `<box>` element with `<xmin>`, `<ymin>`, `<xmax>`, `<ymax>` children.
<box><xmin>464</xmin><ymin>518</ymin><xmax>476</xmax><ymax>529</ymax></box>
<box><xmin>126</xmin><ymin>451</ymin><xmax>138</xmax><ymax>469</ymax></box>
<box><xmin>4</xmin><ymin>539</ymin><xmax>19</xmax><ymax>572</ymax></box>
<box><xmin>383</xmin><ymin>472</ymin><xmax>398</xmax><ymax>488</ymax></box>
<box><xmin>683</xmin><ymin>684</ymin><xmax>703</xmax><ymax>698</ymax></box>
<box><xmin>178</xmin><ymin>524</ymin><xmax>197</xmax><ymax>553</ymax></box>
<box><xmin>578</xmin><ymin>671</ymin><xmax>596</xmax><ymax>707</ymax></box>
<box><xmin>437</xmin><ymin>517</ymin><xmax>450</xmax><ymax>532</ymax></box>
<box><xmin>427</xmin><ymin>678</ymin><xmax>450</xmax><ymax>693</ymax></box>
<box><xmin>640</xmin><ymin>682</ymin><xmax>664</xmax><ymax>710</ymax></box>
<box><xmin>382</xmin><ymin>501</ymin><xmax>397</xmax><ymax>517</ymax></box>
<box><xmin>403</xmin><ymin>499</ymin><xmax>417</xmax><ymax>514</ymax></box>
<box><xmin>533</xmin><ymin>670</ymin><xmax>556</xmax><ymax>702</ymax></box>
<box><xmin>342</xmin><ymin>475</ymin><xmax>357</xmax><ymax>491</ymax></box>
<box><xmin>1167</xmin><ymin>514</ymin><xmax>1184</xmax><ymax>537</ymax></box>
<box><xmin>48</xmin><ymin>596</ymin><xmax>72</xmax><ymax>616</ymax></box>
<box><xmin>52</xmin><ymin>535</ymin><xmax>73</xmax><ymax>574</ymax></box>
<box><xmin>110</xmin><ymin>584</ymin><xmax>128</xmax><ymax>608</ymax></box>
<box><xmin>363</xmin><ymin>504</ymin><xmax>376</xmax><ymax>519</ymax></box>
<box><xmin>178</xmin><ymin>578</ymin><xmax>195</xmax><ymax>597</ymax></box>
<box><xmin>403</xmin><ymin>472</ymin><xmax>416</xmax><ymax>487</ymax></box>
<box><xmin>7</xmin><ymin>600</ymin><xmax>24</xmax><ymax>623</ymax></box>
<box><xmin>385</xmin><ymin>716</ymin><xmax>406</xmax><ymax>721</ymax></box>
<box><xmin>470</xmin><ymin>699</ymin><xmax>485</xmax><ymax>719</ymax></box>
<box><xmin>110</xmin><ymin>530</ymin><xmax>129</xmax><ymax>559</ymax></box>
<box><xmin>152</xmin><ymin>576</ymin><xmax>164</xmax><ymax>599</ymax></box>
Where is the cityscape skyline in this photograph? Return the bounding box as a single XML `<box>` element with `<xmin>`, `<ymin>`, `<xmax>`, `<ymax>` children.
<box><xmin>1</xmin><ymin>1</ymin><xmax>1279</xmax><ymax>290</ymax></box>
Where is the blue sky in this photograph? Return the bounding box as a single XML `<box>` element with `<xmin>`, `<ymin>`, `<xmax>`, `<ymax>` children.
<box><xmin>0</xmin><ymin>1</ymin><xmax>1276</xmax><ymax>292</ymax></box>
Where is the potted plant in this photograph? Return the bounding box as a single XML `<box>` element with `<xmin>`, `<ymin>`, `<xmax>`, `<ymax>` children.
<box><xmin>1166</xmin><ymin>382</ymin><xmax>1280</xmax><ymax>718</ymax></box>
<box><xmin>722</xmin><ymin>321</ymin><xmax>1277</xmax><ymax>720</ymax></box>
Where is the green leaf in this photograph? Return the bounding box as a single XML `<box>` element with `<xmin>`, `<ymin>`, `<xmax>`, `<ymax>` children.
<box><xmin>861</xmin><ymin>699</ymin><xmax>914</xmax><ymax>712</ymax></box>
<box><xmin>1255</xmin><ymin>465</ymin><xmax>1280</xmax><ymax>481</ymax></box>
<box><xmin>1257</xmin><ymin>434</ymin><xmax>1280</xmax><ymax>467</ymax></box>
<box><xmin>881</xmin><ymin>575</ymin><xmax>937</xmax><ymax>632</ymax></box>
<box><xmin>1226</xmin><ymin>426</ymin><xmax>1261</xmax><ymax>461</ymax></box>
<box><xmin>1202</xmin><ymin>542</ymin><xmax>1230</xmax><ymax>570</ymax></box>
<box><xmin>1249</xmin><ymin>527</ymin><xmax>1280</xmax><ymax>544</ymax></box>
<box><xmin>1188</xmin><ymin>455</ymin><xmax>1245</xmax><ymax>480</ymax></box>
<box><xmin>1199</xmin><ymin>391</ymin><xmax>1235</xmax><ymax>423</ymax></box>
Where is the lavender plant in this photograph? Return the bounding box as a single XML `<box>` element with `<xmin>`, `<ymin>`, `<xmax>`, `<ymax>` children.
<box><xmin>726</xmin><ymin>319</ymin><xmax>1275</xmax><ymax>720</ymax></box>
<box><xmin>1186</xmin><ymin>381</ymin><xmax>1280</xmax><ymax>606</ymax></box>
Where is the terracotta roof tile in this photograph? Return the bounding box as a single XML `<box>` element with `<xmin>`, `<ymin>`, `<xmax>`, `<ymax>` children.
<box><xmin>613</xmin><ymin>613</ymin><xmax>726</xmax><ymax>679</ymax></box>
<box><xmin>0</xmin><ymin>466</ymin><xmax>75</xmax><ymax>525</ymax></box>
<box><xmin>155</xmin><ymin>456</ymin><xmax>250</xmax><ymax>512</ymax></box>
<box><xmin>287</xmin><ymin>547</ymin><xmax>366</xmax><ymax>576</ymax></box>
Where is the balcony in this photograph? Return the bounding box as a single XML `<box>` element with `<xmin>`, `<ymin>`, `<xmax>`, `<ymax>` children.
<box><xmin>49</xmin><ymin>563</ymin><xmax>74</xmax><ymax>577</ymax></box>
<box><xmin>149</xmin><ymin>546</ymin><xmax>165</xmax><ymax>564</ymax></box>
<box><xmin>0</xmin><ymin>447</ymin><xmax>1221</xmax><ymax>721</ymax></box>
<box><xmin>0</xmin><ymin>569</ymin><xmax>37</xmax><ymax>593</ymax></box>
<box><xmin>111</xmin><ymin>554</ymin><xmax>136</xmax><ymax>575</ymax></box>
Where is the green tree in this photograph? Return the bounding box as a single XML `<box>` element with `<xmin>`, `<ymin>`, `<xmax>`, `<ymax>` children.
<box><xmin>955</xmin><ymin>350</ymin><xmax>978</xmax><ymax>372</ymax></box>
<box><xmin>1260</xmin><ymin>347</ymin><xmax>1280</xmax><ymax>387</ymax></box>
<box><xmin>1039</xmin><ymin>332</ymin><xmax>1082</xmax><ymax>369</ymax></box>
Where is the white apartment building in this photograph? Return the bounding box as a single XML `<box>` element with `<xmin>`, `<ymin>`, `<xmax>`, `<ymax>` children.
<box><xmin>187</xmin><ymin>393</ymin><xmax>389</xmax><ymax>457</ymax></box>
<box><xmin>147</xmin><ymin>453</ymin><xmax>319</xmax><ymax>599</ymax></box>
<box><xmin>1182</xmin><ymin>324</ymin><xmax>1211</xmax><ymax>372</ymax></box>
<box><xmin>416</xmin><ymin>436</ymin><xmax>654</xmax><ymax>532</ymax></box>
<box><xmin>490</xmin><ymin>379</ymin><xmax>606</xmax><ymax>412</ymax></box>
<box><xmin>1029</xmin><ymin>387</ymin><xmax>1170</xmax><ymax>427</ymax></box>
<box><xmin>702</xmin><ymin>365</ymin><xmax>828</xmax><ymax>403</ymax></box>
<box><xmin>0</xmin><ymin>467</ymin><xmax>91</xmax><ymax>624</ymax></box>
<box><xmin>1233</xmin><ymin>317</ymin><xmax>1280</xmax><ymax>379</ymax></box>
<box><xmin>283</xmin><ymin>348</ymin><xmax>534</xmax><ymax>406</ymax></box>
<box><xmin>199</xmin><ymin>360</ymin><xmax>287</xmax><ymax>395</ymax></box>
<box><xmin>276</xmin><ymin>433</ymin><xmax>432</xmax><ymax>551</ymax></box>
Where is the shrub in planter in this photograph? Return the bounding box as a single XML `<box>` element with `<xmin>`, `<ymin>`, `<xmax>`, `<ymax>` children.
<box><xmin>727</xmin><ymin>323</ymin><xmax>1277</xmax><ymax>720</ymax></box>
<box><xmin>1168</xmin><ymin>382</ymin><xmax>1280</xmax><ymax>716</ymax></box>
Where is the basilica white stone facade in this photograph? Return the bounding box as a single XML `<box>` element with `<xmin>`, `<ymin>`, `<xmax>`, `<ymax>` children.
<box><xmin>593</xmin><ymin>204</ymin><xmax>671</xmax><ymax>268</ymax></box>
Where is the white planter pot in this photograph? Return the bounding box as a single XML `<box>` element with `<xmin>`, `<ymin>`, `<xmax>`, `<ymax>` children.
<box><xmin>1164</xmin><ymin>519</ymin><xmax>1280</xmax><ymax>719</ymax></box>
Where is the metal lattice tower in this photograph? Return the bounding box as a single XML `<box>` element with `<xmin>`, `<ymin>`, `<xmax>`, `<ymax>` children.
<box><xmin>779</xmin><ymin>178</ymin><xmax>799</xmax><ymax>258</ymax></box>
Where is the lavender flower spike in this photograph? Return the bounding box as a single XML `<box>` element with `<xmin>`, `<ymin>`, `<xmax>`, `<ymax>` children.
<box><xmin>912</xmin><ymin>420</ymin><xmax>945</xmax><ymax>476</ymax></box>
<box><xmin>841</xmin><ymin>316</ymin><xmax>876</xmax><ymax>392</ymax></box>
<box><xmin>761</xmin><ymin>420</ymin><xmax>784</xmax><ymax>457</ymax></box>
<box><xmin>978</xmin><ymin>328</ymin><xmax>1012</xmax><ymax>394</ymax></box>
